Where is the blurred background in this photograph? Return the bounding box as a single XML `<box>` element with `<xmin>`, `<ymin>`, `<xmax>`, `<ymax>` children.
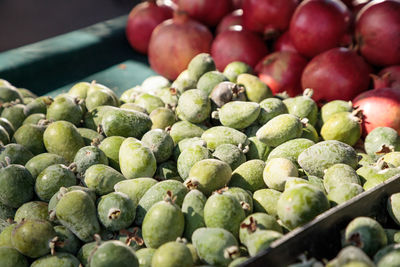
<box><xmin>0</xmin><ymin>0</ymin><xmax>139</xmax><ymax>52</ymax></box>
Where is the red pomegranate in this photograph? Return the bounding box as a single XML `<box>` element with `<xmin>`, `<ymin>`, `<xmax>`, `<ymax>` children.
<box><xmin>355</xmin><ymin>0</ymin><xmax>400</xmax><ymax>66</ymax></box>
<box><xmin>177</xmin><ymin>0</ymin><xmax>232</xmax><ymax>26</ymax></box>
<box><xmin>289</xmin><ymin>0</ymin><xmax>351</xmax><ymax>58</ymax></box>
<box><xmin>301</xmin><ymin>47</ymin><xmax>372</xmax><ymax>102</ymax></box>
<box><xmin>126</xmin><ymin>1</ymin><xmax>173</xmax><ymax>54</ymax></box>
<box><xmin>274</xmin><ymin>31</ymin><xmax>299</xmax><ymax>53</ymax></box>
<box><xmin>353</xmin><ymin>88</ymin><xmax>400</xmax><ymax>134</ymax></box>
<box><xmin>255</xmin><ymin>51</ymin><xmax>308</xmax><ymax>97</ymax></box>
<box><xmin>372</xmin><ymin>65</ymin><xmax>400</xmax><ymax>90</ymax></box>
<box><xmin>148</xmin><ymin>12</ymin><xmax>213</xmax><ymax>80</ymax></box>
<box><xmin>216</xmin><ymin>9</ymin><xmax>243</xmax><ymax>34</ymax></box>
<box><xmin>211</xmin><ymin>29</ymin><xmax>268</xmax><ymax>71</ymax></box>
<box><xmin>242</xmin><ymin>0</ymin><xmax>299</xmax><ymax>37</ymax></box>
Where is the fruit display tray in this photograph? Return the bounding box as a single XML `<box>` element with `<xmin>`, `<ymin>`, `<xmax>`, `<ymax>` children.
<box><xmin>1</xmin><ymin>14</ymin><xmax>400</xmax><ymax>267</ymax></box>
<box><xmin>0</xmin><ymin>15</ymin><xmax>156</xmax><ymax>97</ymax></box>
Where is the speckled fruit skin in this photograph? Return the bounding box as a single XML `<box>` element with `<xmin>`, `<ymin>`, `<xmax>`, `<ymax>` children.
<box><xmin>135</xmin><ymin>248</ymin><xmax>156</xmax><ymax>267</ymax></box>
<box><xmin>267</xmin><ymin>138</ymin><xmax>315</xmax><ymax>164</ymax></box>
<box><xmin>321</xmin><ymin>100</ymin><xmax>353</xmax><ymax>124</ymax></box>
<box><xmin>327</xmin><ymin>183</ymin><xmax>363</xmax><ymax>206</ymax></box>
<box><xmin>246</xmin><ymin>230</ymin><xmax>283</xmax><ymax>256</ymax></box>
<box><xmin>188</xmin><ymin>53</ymin><xmax>216</xmax><ymax>81</ymax></box>
<box><xmin>219</xmin><ymin>101</ymin><xmax>261</xmax><ymax>130</ymax></box>
<box><xmin>142</xmin><ymin>199</ymin><xmax>184</xmax><ymax>248</ymax></box>
<box><xmin>182</xmin><ymin>189</ymin><xmax>207</xmax><ymax>241</ymax></box>
<box><xmin>90</xmin><ymin>240</ymin><xmax>139</xmax><ymax>267</ymax></box>
<box><xmin>84</xmin><ymin>164</ymin><xmax>126</xmax><ymax>196</ymax></box>
<box><xmin>283</xmin><ymin>93</ymin><xmax>318</xmax><ymax>126</ymax></box>
<box><xmin>114</xmin><ymin>178</ymin><xmax>157</xmax><ymax>205</ymax></box>
<box><xmin>134</xmin><ymin>93</ymin><xmax>164</xmax><ymax>114</ymax></box>
<box><xmin>213</xmin><ymin>144</ymin><xmax>246</xmax><ymax>171</ymax></box>
<box><xmin>141</xmin><ymin>129</ymin><xmax>174</xmax><ymax>163</ymax></box>
<box><xmin>197</xmin><ymin>71</ymin><xmax>229</xmax><ymax>96</ymax></box>
<box><xmin>0</xmin><ymin>143</ymin><xmax>34</xmax><ymax>165</ymax></box>
<box><xmin>14</xmin><ymin>201</ymin><xmax>49</xmax><ymax>223</ymax></box>
<box><xmin>25</xmin><ymin>153</ymin><xmax>67</xmax><ymax>180</ymax></box>
<box><xmin>323</xmin><ymin>163</ymin><xmax>361</xmax><ymax>193</ymax></box>
<box><xmin>73</xmin><ymin>145</ymin><xmax>109</xmax><ymax>175</ymax></box>
<box><xmin>177</xmin><ymin>145</ymin><xmax>211</xmax><ymax>180</ymax></box>
<box><xmin>223</xmin><ymin>61</ymin><xmax>253</xmax><ymax>83</ymax></box>
<box><xmin>298</xmin><ymin>140</ymin><xmax>358</xmax><ymax>178</ymax></box>
<box><xmin>55</xmin><ymin>190</ymin><xmax>100</xmax><ymax>242</ymax></box>
<box><xmin>176</xmin><ymin>89</ymin><xmax>211</xmax><ymax>123</ymax></box>
<box><xmin>263</xmin><ymin>157</ymin><xmax>299</xmax><ymax>191</ymax></box>
<box><xmin>202</xmin><ymin>126</ymin><xmax>249</xmax><ymax>150</ymax></box>
<box><xmin>12</xmin><ymin>124</ymin><xmax>45</xmax><ymax>155</ymax></box>
<box><xmin>321</xmin><ymin>111</ymin><xmax>362</xmax><ymax>146</ymax></box>
<box><xmin>364</xmin><ymin>127</ymin><xmax>400</xmax><ymax>155</ymax></box>
<box><xmin>344</xmin><ymin>217</ymin><xmax>387</xmax><ymax>256</ymax></box>
<box><xmin>204</xmin><ymin>193</ymin><xmax>245</xmax><ymax>238</ymax></box>
<box><xmin>237</xmin><ymin>73</ymin><xmax>272</xmax><ymax>103</ymax></box>
<box><xmin>151</xmin><ymin>241</ymin><xmax>193</xmax><ymax>267</ymax></box>
<box><xmin>46</xmin><ymin>95</ymin><xmax>83</xmax><ymax>126</ymax></box>
<box><xmin>239</xmin><ymin>213</ymin><xmax>282</xmax><ymax>245</ymax></box>
<box><xmin>30</xmin><ymin>253</ymin><xmax>81</xmax><ymax>267</ymax></box>
<box><xmin>98</xmin><ymin>136</ymin><xmax>125</xmax><ymax>171</ymax></box>
<box><xmin>0</xmin><ymin>247</ymin><xmax>28</xmax><ymax>267</ymax></box>
<box><xmin>253</xmin><ymin>189</ymin><xmax>281</xmax><ymax>217</ymax></box>
<box><xmin>229</xmin><ymin>160</ymin><xmax>266</xmax><ymax>193</ymax></box>
<box><xmin>277</xmin><ymin>184</ymin><xmax>330</xmax><ymax>230</ymax></box>
<box><xmin>169</xmin><ymin>121</ymin><xmax>205</xmax><ymax>144</ymax></box>
<box><xmin>53</xmin><ymin>225</ymin><xmax>81</xmax><ymax>255</ymax></box>
<box><xmin>192</xmin><ymin>227</ymin><xmax>239</xmax><ymax>266</ymax></box>
<box><xmin>388</xmin><ymin>193</ymin><xmax>400</xmax><ymax>226</ymax></box>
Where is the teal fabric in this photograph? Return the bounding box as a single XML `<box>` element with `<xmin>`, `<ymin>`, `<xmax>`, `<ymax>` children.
<box><xmin>0</xmin><ymin>15</ymin><xmax>156</xmax><ymax>96</ymax></box>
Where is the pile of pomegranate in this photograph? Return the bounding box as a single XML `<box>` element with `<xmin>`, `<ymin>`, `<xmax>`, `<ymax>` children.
<box><xmin>125</xmin><ymin>0</ymin><xmax>400</xmax><ymax>135</ymax></box>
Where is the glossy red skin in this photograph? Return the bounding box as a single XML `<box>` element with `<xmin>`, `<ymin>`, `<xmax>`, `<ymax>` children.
<box><xmin>211</xmin><ymin>29</ymin><xmax>269</xmax><ymax>71</ymax></box>
<box><xmin>373</xmin><ymin>66</ymin><xmax>400</xmax><ymax>90</ymax></box>
<box><xmin>232</xmin><ymin>0</ymin><xmax>244</xmax><ymax>9</ymax></box>
<box><xmin>274</xmin><ymin>31</ymin><xmax>299</xmax><ymax>53</ymax></box>
<box><xmin>148</xmin><ymin>15</ymin><xmax>213</xmax><ymax>80</ymax></box>
<box><xmin>356</xmin><ymin>0</ymin><xmax>400</xmax><ymax>66</ymax></box>
<box><xmin>126</xmin><ymin>2</ymin><xmax>173</xmax><ymax>54</ymax></box>
<box><xmin>255</xmin><ymin>51</ymin><xmax>308</xmax><ymax>97</ymax></box>
<box><xmin>353</xmin><ymin>88</ymin><xmax>400</xmax><ymax>134</ymax></box>
<box><xmin>216</xmin><ymin>9</ymin><xmax>243</xmax><ymax>35</ymax></box>
<box><xmin>289</xmin><ymin>0</ymin><xmax>351</xmax><ymax>58</ymax></box>
<box><xmin>177</xmin><ymin>0</ymin><xmax>232</xmax><ymax>26</ymax></box>
<box><xmin>242</xmin><ymin>0</ymin><xmax>299</xmax><ymax>35</ymax></box>
<box><xmin>301</xmin><ymin>47</ymin><xmax>372</xmax><ymax>102</ymax></box>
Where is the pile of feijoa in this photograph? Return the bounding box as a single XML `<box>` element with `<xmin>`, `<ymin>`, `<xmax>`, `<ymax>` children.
<box><xmin>0</xmin><ymin>53</ymin><xmax>400</xmax><ymax>267</ymax></box>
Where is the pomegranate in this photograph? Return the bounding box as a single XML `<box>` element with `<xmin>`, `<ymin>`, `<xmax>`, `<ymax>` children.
<box><xmin>289</xmin><ymin>0</ymin><xmax>351</xmax><ymax>58</ymax></box>
<box><xmin>211</xmin><ymin>29</ymin><xmax>269</xmax><ymax>71</ymax></box>
<box><xmin>255</xmin><ymin>51</ymin><xmax>308</xmax><ymax>97</ymax></box>
<box><xmin>216</xmin><ymin>9</ymin><xmax>243</xmax><ymax>34</ymax></box>
<box><xmin>148</xmin><ymin>12</ymin><xmax>213</xmax><ymax>80</ymax></box>
<box><xmin>232</xmin><ymin>0</ymin><xmax>244</xmax><ymax>9</ymax></box>
<box><xmin>242</xmin><ymin>0</ymin><xmax>299</xmax><ymax>37</ymax></box>
<box><xmin>373</xmin><ymin>66</ymin><xmax>400</xmax><ymax>90</ymax></box>
<box><xmin>177</xmin><ymin>0</ymin><xmax>232</xmax><ymax>26</ymax></box>
<box><xmin>126</xmin><ymin>1</ymin><xmax>173</xmax><ymax>54</ymax></box>
<box><xmin>301</xmin><ymin>47</ymin><xmax>372</xmax><ymax>102</ymax></box>
<box><xmin>355</xmin><ymin>0</ymin><xmax>400</xmax><ymax>66</ymax></box>
<box><xmin>353</xmin><ymin>88</ymin><xmax>400</xmax><ymax>134</ymax></box>
<box><xmin>274</xmin><ymin>31</ymin><xmax>299</xmax><ymax>53</ymax></box>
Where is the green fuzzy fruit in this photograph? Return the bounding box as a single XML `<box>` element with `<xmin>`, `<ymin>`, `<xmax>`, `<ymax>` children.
<box><xmin>192</xmin><ymin>227</ymin><xmax>240</xmax><ymax>266</ymax></box>
<box><xmin>202</xmin><ymin>126</ymin><xmax>249</xmax><ymax>150</ymax></box>
<box><xmin>25</xmin><ymin>153</ymin><xmax>67</xmax><ymax>180</ymax></box>
<box><xmin>0</xmin><ymin>247</ymin><xmax>28</xmax><ymax>267</ymax></box>
<box><xmin>204</xmin><ymin>193</ymin><xmax>245</xmax><ymax>238</ymax></box>
<box><xmin>119</xmin><ymin>137</ymin><xmax>156</xmax><ymax>179</ymax></box>
<box><xmin>120</xmin><ymin>102</ymin><xmax>148</xmax><ymax>113</ymax></box>
<box><xmin>237</xmin><ymin>73</ymin><xmax>272</xmax><ymax>103</ymax></box>
<box><xmin>68</xmin><ymin>82</ymin><xmax>90</xmax><ymax>99</ymax></box>
<box><xmin>246</xmin><ymin>230</ymin><xmax>283</xmax><ymax>256</ymax></box>
<box><xmin>0</xmin><ymin>202</ymin><xmax>15</xmax><ymax>221</ymax></box>
<box><xmin>114</xmin><ymin>178</ymin><xmax>157</xmax><ymax>205</ymax></box>
<box><xmin>169</xmin><ymin>121</ymin><xmax>205</xmax><ymax>144</ymax></box>
<box><xmin>0</xmin><ymin>223</ymin><xmax>16</xmax><ymax>247</ymax></box>
<box><xmin>97</xmin><ymin>192</ymin><xmax>136</xmax><ymax>231</ymax></box>
<box><xmin>156</xmin><ymin>161</ymin><xmax>181</xmax><ymax>181</ymax></box>
<box><xmin>76</xmin><ymin>128</ymin><xmax>104</xmax><ymax>146</ymax></box>
<box><xmin>56</xmin><ymin>190</ymin><xmax>100</xmax><ymax>242</ymax></box>
<box><xmin>31</xmin><ymin>252</ymin><xmax>81</xmax><ymax>267</ymax></box>
<box><xmin>155</xmin><ymin>87</ymin><xmax>179</xmax><ymax>107</ymax></box>
<box><xmin>263</xmin><ymin>158</ymin><xmax>299</xmax><ymax>191</ymax></box>
<box><xmin>186</xmin><ymin>159</ymin><xmax>232</xmax><ymax>196</ymax></box>
<box><xmin>239</xmin><ymin>213</ymin><xmax>282</xmax><ymax>245</ymax></box>
<box><xmin>321</xmin><ymin>111</ymin><xmax>362</xmax><ymax>146</ymax></box>
<box><xmin>0</xmin><ymin>118</ymin><xmax>15</xmax><ymax>138</ymax></box>
<box><xmin>246</xmin><ymin>137</ymin><xmax>272</xmax><ymax>161</ymax></box>
<box><xmin>152</xmin><ymin>241</ymin><xmax>193</xmax><ymax>267</ymax></box>
<box><xmin>328</xmin><ymin>183</ymin><xmax>364</xmax><ymax>206</ymax></box>
<box><xmin>258</xmin><ymin>98</ymin><xmax>288</xmax><ymax>125</ymax></box>
<box><xmin>364</xmin><ymin>127</ymin><xmax>400</xmax><ymax>155</ymax></box>
<box><xmin>136</xmin><ymin>248</ymin><xmax>156</xmax><ymax>267</ymax></box>
<box><xmin>298</xmin><ymin>140</ymin><xmax>358</xmax><ymax>178</ymax></box>
<box><xmin>90</xmin><ymin>240</ymin><xmax>139</xmax><ymax>267</ymax></box>
<box><xmin>84</xmin><ymin>105</ymin><xmax>118</xmax><ymax>130</ymax></box>
<box><xmin>142</xmin><ymin>198</ymin><xmax>185</xmax><ymax>248</ymax></box>
<box><xmin>224</xmin><ymin>187</ymin><xmax>254</xmax><ymax>216</ymax></box>
<box><xmin>218</xmin><ymin>101</ymin><xmax>260</xmax><ymax>130</ymax></box>
<box><xmin>182</xmin><ymin>189</ymin><xmax>207</xmax><ymax>241</ymax></box>
<box><xmin>77</xmin><ymin>241</ymin><xmax>97</xmax><ymax>266</ymax></box>
<box><xmin>323</xmin><ymin>163</ymin><xmax>361</xmax><ymax>193</ymax></box>
<box><xmin>85</xmin><ymin>83</ymin><xmax>119</xmax><ymax>110</ymax></box>
<box><xmin>74</xmin><ymin>145</ymin><xmax>108</xmax><ymax>175</ymax></box>
<box><xmin>43</xmin><ymin>121</ymin><xmax>85</xmax><ymax>162</ymax></box>
<box><xmin>141</xmin><ymin>129</ymin><xmax>174</xmax><ymax>163</ymax></box>
<box><xmin>197</xmin><ymin>71</ymin><xmax>229</xmax><ymax>96</ymax></box>
<box><xmin>223</xmin><ymin>61</ymin><xmax>253</xmax><ymax>83</ymax></box>
<box><xmin>23</xmin><ymin>96</ymin><xmax>52</xmax><ymax>116</ymax></box>
<box><xmin>14</xmin><ymin>201</ymin><xmax>49</xmax><ymax>223</ymax></box>
<box><xmin>277</xmin><ymin>184</ymin><xmax>330</xmax><ymax>230</ymax></box>
<box><xmin>134</xmin><ymin>93</ymin><xmax>164</xmax><ymax>114</ymax></box>
<box><xmin>344</xmin><ymin>217</ymin><xmax>387</xmax><ymax>256</ymax></box>
<box><xmin>388</xmin><ymin>193</ymin><xmax>400</xmax><ymax>226</ymax></box>
<box><xmin>84</xmin><ymin>164</ymin><xmax>125</xmax><ymax>196</ymax></box>
<box><xmin>0</xmin><ymin>143</ymin><xmax>34</xmax><ymax>165</ymax></box>
<box><xmin>257</xmin><ymin>114</ymin><xmax>303</xmax><ymax>147</ymax></box>
<box><xmin>135</xmin><ymin>180</ymin><xmax>188</xmax><ymax>225</ymax></box>
<box><xmin>46</xmin><ymin>95</ymin><xmax>83</xmax><ymax>126</ymax></box>
<box><xmin>174</xmin><ymin>136</ymin><xmax>206</xmax><ymax>160</ymax></box>
<box><xmin>11</xmin><ymin>219</ymin><xmax>56</xmax><ymax>258</ymax></box>
<box><xmin>117</xmin><ymin>226</ymin><xmax>144</xmax><ymax>251</ymax></box>
<box><xmin>1</xmin><ymin>104</ymin><xmax>26</xmax><ymax>130</ymax></box>
<box><xmin>374</xmin><ymin>244</ymin><xmax>400</xmax><ymax>267</ymax></box>
<box><xmin>381</xmin><ymin>152</ymin><xmax>400</xmax><ymax>167</ymax></box>
<box><xmin>176</xmin><ymin>89</ymin><xmax>211</xmax><ymax>124</ymax></box>
<box><xmin>101</xmin><ymin>108</ymin><xmax>152</xmax><ymax>139</ymax></box>
<box><xmin>0</xmin><ymin>86</ymin><xmax>23</xmax><ymax>103</ymax></box>
<box><xmin>267</xmin><ymin>138</ymin><xmax>315</xmax><ymax>165</ymax></box>
<box><xmin>150</xmin><ymin>107</ymin><xmax>176</xmax><ymax>130</ymax></box>
<box><xmin>53</xmin><ymin>225</ymin><xmax>81</xmax><ymax>254</ymax></box>
<box><xmin>321</xmin><ymin>100</ymin><xmax>353</xmax><ymax>123</ymax></box>
<box><xmin>35</xmin><ymin>164</ymin><xmax>76</xmax><ymax>202</ymax></box>
<box><xmin>0</xmin><ymin>164</ymin><xmax>34</xmax><ymax>208</ymax></box>
<box><xmin>330</xmin><ymin>246</ymin><xmax>374</xmax><ymax>267</ymax></box>
<box><xmin>98</xmin><ymin>136</ymin><xmax>125</xmax><ymax>171</ymax></box>
<box><xmin>188</xmin><ymin>53</ymin><xmax>216</xmax><ymax>81</ymax></box>
<box><xmin>253</xmin><ymin>189</ymin><xmax>281</xmax><ymax>217</ymax></box>
<box><xmin>177</xmin><ymin>145</ymin><xmax>211</xmax><ymax>180</ymax></box>
<box><xmin>0</xmin><ymin>125</ymin><xmax>9</xmax><ymax>145</ymax></box>
<box><xmin>171</xmin><ymin>70</ymin><xmax>197</xmax><ymax>95</ymax></box>
<box><xmin>283</xmin><ymin>90</ymin><xmax>318</xmax><ymax>126</ymax></box>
